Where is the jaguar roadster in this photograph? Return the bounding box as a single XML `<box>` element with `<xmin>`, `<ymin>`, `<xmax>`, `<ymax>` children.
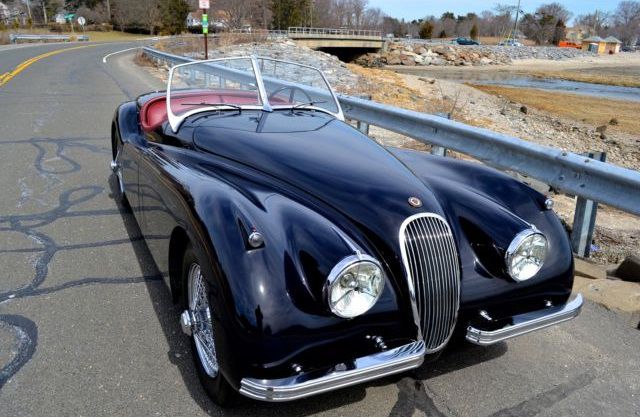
<box><xmin>110</xmin><ymin>56</ymin><xmax>582</xmax><ymax>405</ymax></box>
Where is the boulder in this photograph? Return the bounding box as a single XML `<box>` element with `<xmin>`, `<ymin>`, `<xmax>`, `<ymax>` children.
<box><xmin>414</xmin><ymin>55</ymin><xmax>424</xmax><ymax>64</ymax></box>
<box><xmin>400</xmin><ymin>56</ymin><xmax>416</xmax><ymax>66</ymax></box>
<box><xmin>608</xmin><ymin>255</ymin><xmax>640</xmax><ymax>283</ymax></box>
<box><xmin>415</xmin><ymin>46</ymin><xmax>427</xmax><ymax>55</ymax></box>
<box><xmin>387</xmin><ymin>56</ymin><xmax>402</xmax><ymax>65</ymax></box>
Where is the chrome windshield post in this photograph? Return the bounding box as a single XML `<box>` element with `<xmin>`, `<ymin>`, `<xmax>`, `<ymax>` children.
<box><xmin>250</xmin><ymin>56</ymin><xmax>273</xmax><ymax>113</ymax></box>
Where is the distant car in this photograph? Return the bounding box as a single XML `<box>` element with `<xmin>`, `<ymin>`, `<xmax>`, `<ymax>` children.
<box><xmin>110</xmin><ymin>56</ymin><xmax>582</xmax><ymax>405</ymax></box>
<box><xmin>620</xmin><ymin>45</ymin><xmax>636</xmax><ymax>52</ymax></box>
<box><xmin>499</xmin><ymin>39</ymin><xmax>522</xmax><ymax>47</ymax></box>
<box><xmin>455</xmin><ymin>37</ymin><xmax>480</xmax><ymax>45</ymax></box>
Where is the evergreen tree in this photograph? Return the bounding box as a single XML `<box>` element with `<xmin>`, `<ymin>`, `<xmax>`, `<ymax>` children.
<box><xmin>439</xmin><ymin>29</ymin><xmax>446</xmax><ymax>38</ymax></box>
<box><xmin>161</xmin><ymin>0</ymin><xmax>188</xmax><ymax>34</ymax></box>
<box><xmin>270</xmin><ymin>0</ymin><xmax>311</xmax><ymax>30</ymax></box>
<box><xmin>552</xmin><ymin>19</ymin><xmax>567</xmax><ymax>45</ymax></box>
<box><xmin>419</xmin><ymin>21</ymin><xmax>433</xmax><ymax>39</ymax></box>
<box><xmin>470</xmin><ymin>23</ymin><xmax>478</xmax><ymax>40</ymax></box>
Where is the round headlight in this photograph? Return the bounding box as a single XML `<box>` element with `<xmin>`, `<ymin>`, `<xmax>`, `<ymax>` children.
<box><xmin>505</xmin><ymin>229</ymin><xmax>548</xmax><ymax>282</ymax></box>
<box><xmin>326</xmin><ymin>255</ymin><xmax>385</xmax><ymax>318</ymax></box>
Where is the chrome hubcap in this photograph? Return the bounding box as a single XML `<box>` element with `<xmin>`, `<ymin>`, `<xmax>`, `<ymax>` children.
<box><xmin>112</xmin><ymin>148</ymin><xmax>124</xmax><ymax>194</ymax></box>
<box><xmin>183</xmin><ymin>263</ymin><xmax>218</xmax><ymax>378</ymax></box>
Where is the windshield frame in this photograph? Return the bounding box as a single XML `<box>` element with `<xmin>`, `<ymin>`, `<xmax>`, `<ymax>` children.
<box><xmin>167</xmin><ymin>56</ymin><xmax>344</xmax><ymax>132</ymax></box>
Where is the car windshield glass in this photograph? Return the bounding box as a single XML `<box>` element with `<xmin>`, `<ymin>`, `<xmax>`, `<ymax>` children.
<box><xmin>167</xmin><ymin>56</ymin><xmax>342</xmax><ymax>132</ymax></box>
<box><xmin>168</xmin><ymin>57</ymin><xmax>261</xmax><ymax>122</ymax></box>
<box><xmin>256</xmin><ymin>57</ymin><xmax>339</xmax><ymax>114</ymax></box>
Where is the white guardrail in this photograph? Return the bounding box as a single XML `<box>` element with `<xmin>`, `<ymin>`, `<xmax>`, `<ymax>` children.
<box><xmin>9</xmin><ymin>34</ymin><xmax>89</xmax><ymax>43</ymax></box>
<box><xmin>141</xmin><ymin>47</ymin><xmax>640</xmax><ymax>218</ymax></box>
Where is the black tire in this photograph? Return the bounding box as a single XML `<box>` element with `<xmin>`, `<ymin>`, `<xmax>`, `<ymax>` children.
<box><xmin>180</xmin><ymin>242</ymin><xmax>236</xmax><ymax>407</ymax></box>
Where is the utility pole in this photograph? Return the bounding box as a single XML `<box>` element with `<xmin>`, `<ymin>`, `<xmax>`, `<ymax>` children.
<box><xmin>42</xmin><ymin>0</ymin><xmax>47</xmax><ymax>24</ymax></box>
<box><xmin>511</xmin><ymin>0</ymin><xmax>521</xmax><ymax>41</ymax></box>
<box><xmin>105</xmin><ymin>0</ymin><xmax>111</xmax><ymax>23</ymax></box>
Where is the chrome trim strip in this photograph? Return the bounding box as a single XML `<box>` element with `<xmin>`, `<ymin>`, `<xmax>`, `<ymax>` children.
<box><xmin>398</xmin><ymin>213</ymin><xmax>461</xmax><ymax>353</ymax></box>
<box><xmin>466</xmin><ymin>293</ymin><xmax>583</xmax><ymax>346</ymax></box>
<box><xmin>239</xmin><ymin>340</ymin><xmax>425</xmax><ymax>402</ymax></box>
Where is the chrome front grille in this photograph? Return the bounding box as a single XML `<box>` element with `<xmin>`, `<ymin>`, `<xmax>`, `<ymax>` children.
<box><xmin>399</xmin><ymin>213</ymin><xmax>461</xmax><ymax>352</ymax></box>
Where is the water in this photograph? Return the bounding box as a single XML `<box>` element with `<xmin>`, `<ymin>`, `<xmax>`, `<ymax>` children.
<box><xmin>394</xmin><ymin>68</ymin><xmax>640</xmax><ymax>102</ymax></box>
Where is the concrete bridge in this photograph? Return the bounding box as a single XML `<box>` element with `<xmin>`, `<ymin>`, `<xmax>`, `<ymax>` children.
<box><xmin>286</xmin><ymin>27</ymin><xmax>384</xmax><ymax>59</ymax></box>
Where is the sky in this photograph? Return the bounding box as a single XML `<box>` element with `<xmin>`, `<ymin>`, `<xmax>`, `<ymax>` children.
<box><xmin>367</xmin><ymin>0</ymin><xmax>618</xmax><ymax>22</ymax></box>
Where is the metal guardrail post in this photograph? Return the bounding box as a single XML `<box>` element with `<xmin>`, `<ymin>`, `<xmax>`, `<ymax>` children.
<box><xmin>431</xmin><ymin>113</ymin><xmax>450</xmax><ymax>157</ymax></box>
<box><xmin>571</xmin><ymin>152</ymin><xmax>606</xmax><ymax>258</ymax></box>
<box><xmin>356</xmin><ymin>95</ymin><xmax>371</xmax><ymax>135</ymax></box>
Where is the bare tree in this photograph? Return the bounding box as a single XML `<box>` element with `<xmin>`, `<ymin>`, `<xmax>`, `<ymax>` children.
<box><xmin>138</xmin><ymin>0</ymin><xmax>161</xmax><ymax>34</ymax></box>
<box><xmin>576</xmin><ymin>10</ymin><xmax>611</xmax><ymax>37</ymax></box>
<box><xmin>218</xmin><ymin>0</ymin><xmax>259</xmax><ymax>29</ymax></box>
<box><xmin>612</xmin><ymin>1</ymin><xmax>640</xmax><ymax>45</ymax></box>
<box><xmin>111</xmin><ymin>0</ymin><xmax>135</xmax><ymax>31</ymax></box>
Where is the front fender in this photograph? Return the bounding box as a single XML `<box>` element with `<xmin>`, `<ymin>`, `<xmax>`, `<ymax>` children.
<box><xmin>180</xmin><ymin>155</ymin><xmax>412</xmax><ymax>387</ymax></box>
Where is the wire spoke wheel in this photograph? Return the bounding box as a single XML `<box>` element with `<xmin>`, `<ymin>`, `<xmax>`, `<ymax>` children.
<box><xmin>187</xmin><ymin>263</ymin><xmax>219</xmax><ymax>378</ymax></box>
<box><xmin>113</xmin><ymin>147</ymin><xmax>124</xmax><ymax>195</ymax></box>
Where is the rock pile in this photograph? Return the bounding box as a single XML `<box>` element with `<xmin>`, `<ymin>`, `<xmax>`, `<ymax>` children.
<box><xmin>355</xmin><ymin>41</ymin><xmax>593</xmax><ymax>67</ymax></box>
<box><xmin>184</xmin><ymin>40</ymin><xmax>362</xmax><ymax>94</ymax></box>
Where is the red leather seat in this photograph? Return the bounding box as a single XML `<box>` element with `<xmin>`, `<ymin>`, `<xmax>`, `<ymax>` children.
<box><xmin>139</xmin><ymin>90</ymin><xmax>264</xmax><ymax>132</ymax></box>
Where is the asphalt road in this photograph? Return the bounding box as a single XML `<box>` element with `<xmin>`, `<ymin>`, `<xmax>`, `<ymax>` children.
<box><xmin>0</xmin><ymin>41</ymin><xmax>639</xmax><ymax>417</ymax></box>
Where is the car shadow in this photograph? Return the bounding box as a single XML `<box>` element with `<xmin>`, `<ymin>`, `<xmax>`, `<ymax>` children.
<box><xmin>109</xmin><ymin>174</ymin><xmax>507</xmax><ymax>416</ymax></box>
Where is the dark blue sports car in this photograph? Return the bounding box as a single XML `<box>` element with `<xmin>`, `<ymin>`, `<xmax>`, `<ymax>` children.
<box><xmin>110</xmin><ymin>56</ymin><xmax>582</xmax><ymax>405</ymax></box>
<box><xmin>455</xmin><ymin>37</ymin><xmax>481</xmax><ymax>45</ymax></box>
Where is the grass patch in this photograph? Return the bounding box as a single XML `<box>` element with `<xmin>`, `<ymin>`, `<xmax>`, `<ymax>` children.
<box><xmin>471</xmin><ymin>84</ymin><xmax>640</xmax><ymax>135</ymax></box>
<box><xmin>81</xmin><ymin>31</ymin><xmax>152</xmax><ymax>42</ymax></box>
<box><xmin>521</xmin><ymin>69</ymin><xmax>640</xmax><ymax>88</ymax></box>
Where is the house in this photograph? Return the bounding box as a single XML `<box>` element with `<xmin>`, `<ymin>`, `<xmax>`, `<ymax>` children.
<box><xmin>566</xmin><ymin>25</ymin><xmax>588</xmax><ymax>43</ymax></box>
<box><xmin>186</xmin><ymin>10</ymin><xmax>203</xmax><ymax>28</ymax></box>
<box><xmin>54</xmin><ymin>12</ymin><xmax>67</xmax><ymax>24</ymax></box>
<box><xmin>603</xmin><ymin>36</ymin><xmax>622</xmax><ymax>54</ymax></box>
<box><xmin>581</xmin><ymin>35</ymin><xmax>622</xmax><ymax>54</ymax></box>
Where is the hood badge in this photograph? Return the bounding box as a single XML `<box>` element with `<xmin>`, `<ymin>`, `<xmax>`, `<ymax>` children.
<box><xmin>408</xmin><ymin>197</ymin><xmax>422</xmax><ymax>208</ymax></box>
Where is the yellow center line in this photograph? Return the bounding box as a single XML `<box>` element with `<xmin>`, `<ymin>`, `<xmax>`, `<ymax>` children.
<box><xmin>0</xmin><ymin>45</ymin><xmax>96</xmax><ymax>88</ymax></box>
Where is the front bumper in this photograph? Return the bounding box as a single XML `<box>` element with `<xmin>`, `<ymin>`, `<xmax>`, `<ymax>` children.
<box><xmin>239</xmin><ymin>340</ymin><xmax>425</xmax><ymax>402</ymax></box>
<box><xmin>466</xmin><ymin>293</ymin><xmax>583</xmax><ymax>346</ymax></box>
<box><xmin>238</xmin><ymin>294</ymin><xmax>583</xmax><ymax>402</ymax></box>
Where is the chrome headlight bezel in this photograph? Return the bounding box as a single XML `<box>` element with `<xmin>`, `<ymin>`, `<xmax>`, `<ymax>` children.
<box><xmin>505</xmin><ymin>229</ymin><xmax>548</xmax><ymax>282</ymax></box>
<box><xmin>325</xmin><ymin>254</ymin><xmax>385</xmax><ymax>318</ymax></box>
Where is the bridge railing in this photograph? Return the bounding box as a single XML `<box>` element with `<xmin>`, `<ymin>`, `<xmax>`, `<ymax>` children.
<box><xmin>141</xmin><ymin>46</ymin><xmax>640</xmax><ymax>220</ymax></box>
<box><xmin>288</xmin><ymin>27</ymin><xmax>382</xmax><ymax>39</ymax></box>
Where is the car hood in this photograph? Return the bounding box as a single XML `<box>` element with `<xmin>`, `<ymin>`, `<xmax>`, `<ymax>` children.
<box><xmin>194</xmin><ymin>111</ymin><xmax>441</xmax><ymax>236</ymax></box>
<box><xmin>192</xmin><ymin>111</ymin><xmax>529</xmax><ymax>264</ymax></box>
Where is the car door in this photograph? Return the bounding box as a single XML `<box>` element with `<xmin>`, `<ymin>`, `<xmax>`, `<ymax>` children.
<box><xmin>135</xmin><ymin>133</ymin><xmax>178</xmax><ymax>278</ymax></box>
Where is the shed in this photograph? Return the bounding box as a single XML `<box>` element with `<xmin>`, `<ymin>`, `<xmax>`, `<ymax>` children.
<box><xmin>581</xmin><ymin>36</ymin><xmax>605</xmax><ymax>54</ymax></box>
<box><xmin>603</xmin><ymin>36</ymin><xmax>621</xmax><ymax>54</ymax></box>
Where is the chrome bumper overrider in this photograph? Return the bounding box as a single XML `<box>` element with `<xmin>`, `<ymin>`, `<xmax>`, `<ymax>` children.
<box><xmin>466</xmin><ymin>293</ymin><xmax>583</xmax><ymax>346</ymax></box>
<box><xmin>239</xmin><ymin>340</ymin><xmax>426</xmax><ymax>402</ymax></box>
